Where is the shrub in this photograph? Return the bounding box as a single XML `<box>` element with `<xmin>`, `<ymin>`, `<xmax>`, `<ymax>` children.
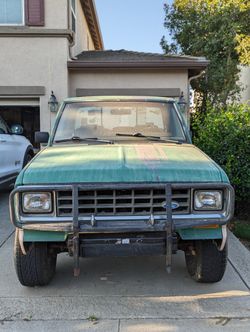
<box><xmin>191</xmin><ymin>103</ymin><xmax>250</xmax><ymax>205</ymax></box>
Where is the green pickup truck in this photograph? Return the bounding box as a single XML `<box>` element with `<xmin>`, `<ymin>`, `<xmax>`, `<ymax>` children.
<box><xmin>10</xmin><ymin>96</ymin><xmax>234</xmax><ymax>286</ymax></box>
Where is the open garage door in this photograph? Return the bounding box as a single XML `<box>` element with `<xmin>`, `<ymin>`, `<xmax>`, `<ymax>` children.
<box><xmin>0</xmin><ymin>100</ymin><xmax>40</xmax><ymax>147</ymax></box>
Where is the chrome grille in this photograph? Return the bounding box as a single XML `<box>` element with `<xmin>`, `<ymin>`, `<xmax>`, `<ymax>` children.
<box><xmin>57</xmin><ymin>187</ymin><xmax>190</xmax><ymax>216</ymax></box>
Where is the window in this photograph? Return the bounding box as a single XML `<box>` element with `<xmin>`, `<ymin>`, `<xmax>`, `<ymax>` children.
<box><xmin>26</xmin><ymin>0</ymin><xmax>45</xmax><ymax>26</ymax></box>
<box><xmin>53</xmin><ymin>102</ymin><xmax>186</xmax><ymax>143</ymax></box>
<box><xmin>70</xmin><ymin>0</ymin><xmax>76</xmax><ymax>33</ymax></box>
<box><xmin>0</xmin><ymin>0</ymin><xmax>24</xmax><ymax>25</ymax></box>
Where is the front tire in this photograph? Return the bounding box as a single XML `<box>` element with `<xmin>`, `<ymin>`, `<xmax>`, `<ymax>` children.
<box><xmin>23</xmin><ymin>150</ymin><xmax>33</xmax><ymax>168</ymax></box>
<box><xmin>14</xmin><ymin>230</ymin><xmax>57</xmax><ymax>286</ymax></box>
<box><xmin>185</xmin><ymin>240</ymin><xmax>227</xmax><ymax>283</ymax></box>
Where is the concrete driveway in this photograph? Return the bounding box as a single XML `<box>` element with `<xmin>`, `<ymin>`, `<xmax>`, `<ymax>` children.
<box><xmin>1</xmin><ymin>192</ymin><xmax>250</xmax><ymax>331</ymax></box>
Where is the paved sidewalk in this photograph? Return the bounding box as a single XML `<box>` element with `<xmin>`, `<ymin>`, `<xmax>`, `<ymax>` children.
<box><xmin>1</xmin><ymin>192</ymin><xmax>250</xmax><ymax>331</ymax></box>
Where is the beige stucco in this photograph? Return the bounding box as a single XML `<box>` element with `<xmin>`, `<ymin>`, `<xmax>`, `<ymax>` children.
<box><xmin>0</xmin><ymin>37</ymin><xmax>69</xmax><ymax>131</ymax></box>
<box><xmin>44</xmin><ymin>0</ymin><xmax>68</xmax><ymax>29</ymax></box>
<box><xmin>69</xmin><ymin>70</ymin><xmax>189</xmax><ymax>101</ymax></box>
<box><xmin>0</xmin><ymin>0</ymin><xmax>97</xmax><ymax>133</ymax></box>
<box><xmin>37</xmin><ymin>0</ymin><xmax>96</xmax><ymax>52</ymax></box>
<box><xmin>72</xmin><ymin>0</ymin><xmax>95</xmax><ymax>56</ymax></box>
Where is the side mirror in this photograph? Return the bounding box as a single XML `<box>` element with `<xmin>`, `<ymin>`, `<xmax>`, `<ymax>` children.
<box><xmin>11</xmin><ymin>124</ymin><xmax>23</xmax><ymax>135</ymax></box>
<box><xmin>35</xmin><ymin>131</ymin><xmax>49</xmax><ymax>144</ymax></box>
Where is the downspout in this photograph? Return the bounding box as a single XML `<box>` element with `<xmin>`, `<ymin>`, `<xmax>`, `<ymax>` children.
<box><xmin>187</xmin><ymin>70</ymin><xmax>206</xmax><ymax>126</ymax></box>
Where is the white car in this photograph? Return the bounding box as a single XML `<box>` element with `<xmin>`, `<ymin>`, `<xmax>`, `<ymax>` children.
<box><xmin>0</xmin><ymin>115</ymin><xmax>34</xmax><ymax>189</ymax></box>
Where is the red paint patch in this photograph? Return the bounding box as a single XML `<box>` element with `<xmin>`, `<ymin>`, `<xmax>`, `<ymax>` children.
<box><xmin>135</xmin><ymin>145</ymin><xmax>163</xmax><ymax>181</ymax></box>
<box><xmin>155</xmin><ymin>145</ymin><xmax>167</xmax><ymax>160</ymax></box>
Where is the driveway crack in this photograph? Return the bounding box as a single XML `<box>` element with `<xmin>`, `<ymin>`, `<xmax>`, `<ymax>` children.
<box><xmin>0</xmin><ymin>230</ymin><xmax>14</xmax><ymax>249</ymax></box>
<box><xmin>228</xmin><ymin>257</ymin><xmax>250</xmax><ymax>290</ymax></box>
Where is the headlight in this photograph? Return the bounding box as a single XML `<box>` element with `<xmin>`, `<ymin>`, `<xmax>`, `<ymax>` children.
<box><xmin>194</xmin><ymin>190</ymin><xmax>222</xmax><ymax>210</ymax></box>
<box><xmin>23</xmin><ymin>193</ymin><xmax>52</xmax><ymax>213</ymax></box>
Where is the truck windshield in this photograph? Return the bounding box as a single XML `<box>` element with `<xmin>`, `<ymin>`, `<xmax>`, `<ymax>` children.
<box><xmin>53</xmin><ymin>101</ymin><xmax>186</xmax><ymax>143</ymax></box>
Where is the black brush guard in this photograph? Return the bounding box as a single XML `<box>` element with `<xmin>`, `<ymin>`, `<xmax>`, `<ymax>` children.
<box><xmin>72</xmin><ymin>184</ymin><xmax>175</xmax><ymax>276</ymax></box>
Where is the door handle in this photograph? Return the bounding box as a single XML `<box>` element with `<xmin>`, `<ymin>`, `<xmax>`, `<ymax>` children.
<box><xmin>0</xmin><ymin>140</ymin><xmax>6</xmax><ymax>143</ymax></box>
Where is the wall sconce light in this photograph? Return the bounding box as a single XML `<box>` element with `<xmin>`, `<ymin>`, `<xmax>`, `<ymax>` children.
<box><xmin>48</xmin><ymin>91</ymin><xmax>59</xmax><ymax>113</ymax></box>
<box><xmin>178</xmin><ymin>91</ymin><xmax>187</xmax><ymax>108</ymax></box>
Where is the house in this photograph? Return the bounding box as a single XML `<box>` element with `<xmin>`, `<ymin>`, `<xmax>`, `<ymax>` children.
<box><xmin>0</xmin><ymin>0</ymin><xmax>208</xmax><ymax>146</ymax></box>
<box><xmin>67</xmin><ymin>50</ymin><xmax>208</xmax><ymax>126</ymax></box>
<box><xmin>0</xmin><ymin>0</ymin><xmax>103</xmax><ymax>145</ymax></box>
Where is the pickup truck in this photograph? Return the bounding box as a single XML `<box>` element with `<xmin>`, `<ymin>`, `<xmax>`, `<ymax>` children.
<box><xmin>9</xmin><ymin>96</ymin><xmax>234</xmax><ymax>286</ymax></box>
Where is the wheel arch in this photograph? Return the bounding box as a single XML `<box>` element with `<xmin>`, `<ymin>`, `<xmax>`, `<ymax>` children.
<box><xmin>22</xmin><ymin>145</ymin><xmax>34</xmax><ymax>168</ymax></box>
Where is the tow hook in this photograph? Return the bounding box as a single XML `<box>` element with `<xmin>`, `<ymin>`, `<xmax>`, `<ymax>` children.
<box><xmin>17</xmin><ymin>229</ymin><xmax>26</xmax><ymax>255</ymax></box>
<box><xmin>219</xmin><ymin>225</ymin><xmax>227</xmax><ymax>251</ymax></box>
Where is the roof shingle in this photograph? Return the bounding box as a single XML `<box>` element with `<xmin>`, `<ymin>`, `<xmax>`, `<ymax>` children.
<box><xmin>75</xmin><ymin>49</ymin><xmax>207</xmax><ymax>63</ymax></box>
<box><xmin>68</xmin><ymin>49</ymin><xmax>209</xmax><ymax>76</ymax></box>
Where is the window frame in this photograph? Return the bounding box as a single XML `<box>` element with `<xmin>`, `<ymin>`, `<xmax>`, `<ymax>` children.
<box><xmin>70</xmin><ymin>0</ymin><xmax>77</xmax><ymax>33</ymax></box>
<box><xmin>51</xmin><ymin>101</ymin><xmax>188</xmax><ymax>144</ymax></box>
<box><xmin>0</xmin><ymin>0</ymin><xmax>25</xmax><ymax>26</ymax></box>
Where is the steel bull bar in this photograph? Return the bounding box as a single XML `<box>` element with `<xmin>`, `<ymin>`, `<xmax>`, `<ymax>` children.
<box><xmin>9</xmin><ymin>183</ymin><xmax>234</xmax><ymax>277</ymax></box>
<box><xmin>72</xmin><ymin>185</ymin><xmax>80</xmax><ymax>277</ymax></box>
<box><xmin>70</xmin><ymin>184</ymin><xmax>174</xmax><ymax>276</ymax></box>
<box><xmin>72</xmin><ymin>184</ymin><xmax>176</xmax><ymax>277</ymax></box>
<box><xmin>66</xmin><ymin>183</ymin><xmax>233</xmax><ymax>276</ymax></box>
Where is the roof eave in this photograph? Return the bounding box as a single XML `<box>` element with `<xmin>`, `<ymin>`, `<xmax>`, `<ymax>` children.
<box><xmin>80</xmin><ymin>0</ymin><xmax>104</xmax><ymax>50</ymax></box>
<box><xmin>67</xmin><ymin>60</ymin><xmax>209</xmax><ymax>75</ymax></box>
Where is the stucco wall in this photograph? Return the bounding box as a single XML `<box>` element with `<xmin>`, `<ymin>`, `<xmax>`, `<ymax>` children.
<box><xmin>43</xmin><ymin>0</ymin><xmax>96</xmax><ymax>53</ymax></box>
<box><xmin>69</xmin><ymin>70</ymin><xmax>189</xmax><ymax>100</ymax></box>
<box><xmin>71</xmin><ymin>0</ymin><xmax>96</xmax><ymax>56</ymax></box>
<box><xmin>0</xmin><ymin>37</ymin><xmax>69</xmax><ymax>131</ymax></box>
<box><xmin>44</xmin><ymin>0</ymin><xmax>68</xmax><ymax>29</ymax></box>
<box><xmin>0</xmin><ymin>0</ymin><xmax>99</xmax><ymax>133</ymax></box>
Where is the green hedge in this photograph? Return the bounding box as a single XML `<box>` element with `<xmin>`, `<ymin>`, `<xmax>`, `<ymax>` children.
<box><xmin>234</xmin><ymin>222</ymin><xmax>250</xmax><ymax>240</ymax></box>
<box><xmin>191</xmin><ymin>103</ymin><xmax>250</xmax><ymax>202</ymax></box>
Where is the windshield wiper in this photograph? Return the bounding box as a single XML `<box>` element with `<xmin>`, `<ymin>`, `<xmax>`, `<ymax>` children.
<box><xmin>55</xmin><ymin>136</ymin><xmax>114</xmax><ymax>144</ymax></box>
<box><xmin>116</xmin><ymin>133</ymin><xmax>182</xmax><ymax>144</ymax></box>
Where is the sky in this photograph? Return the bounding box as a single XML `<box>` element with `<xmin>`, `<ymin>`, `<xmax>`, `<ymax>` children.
<box><xmin>95</xmin><ymin>0</ymin><xmax>173</xmax><ymax>54</ymax></box>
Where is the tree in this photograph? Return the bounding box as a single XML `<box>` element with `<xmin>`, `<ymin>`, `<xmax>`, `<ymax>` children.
<box><xmin>161</xmin><ymin>0</ymin><xmax>250</xmax><ymax>107</ymax></box>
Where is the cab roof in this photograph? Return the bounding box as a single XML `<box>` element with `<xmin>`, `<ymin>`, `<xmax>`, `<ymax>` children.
<box><xmin>64</xmin><ymin>96</ymin><xmax>176</xmax><ymax>103</ymax></box>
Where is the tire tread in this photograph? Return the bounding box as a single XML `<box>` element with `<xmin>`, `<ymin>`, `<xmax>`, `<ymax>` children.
<box><xmin>185</xmin><ymin>240</ymin><xmax>227</xmax><ymax>283</ymax></box>
<box><xmin>14</xmin><ymin>231</ymin><xmax>56</xmax><ymax>287</ymax></box>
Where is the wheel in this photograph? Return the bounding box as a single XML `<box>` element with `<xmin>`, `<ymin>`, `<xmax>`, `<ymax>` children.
<box><xmin>185</xmin><ymin>240</ymin><xmax>227</xmax><ymax>283</ymax></box>
<box><xmin>23</xmin><ymin>151</ymin><xmax>33</xmax><ymax>167</ymax></box>
<box><xmin>14</xmin><ymin>230</ymin><xmax>57</xmax><ymax>286</ymax></box>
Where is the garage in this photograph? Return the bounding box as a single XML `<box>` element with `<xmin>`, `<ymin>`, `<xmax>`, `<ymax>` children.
<box><xmin>0</xmin><ymin>99</ymin><xmax>40</xmax><ymax>147</ymax></box>
<box><xmin>0</xmin><ymin>106</ymin><xmax>40</xmax><ymax>147</ymax></box>
<box><xmin>68</xmin><ymin>50</ymin><xmax>209</xmax><ymax>124</ymax></box>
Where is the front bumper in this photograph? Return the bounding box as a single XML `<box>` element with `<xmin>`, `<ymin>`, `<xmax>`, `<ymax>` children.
<box><xmin>10</xmin><ymin>182</ymin><xmax>234</xmax><ymax>275</ymax></box>
<box><xmin>10</xmin><ymin>182</ymin><xmax>235</xmax><ymax>232</ymax></box>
